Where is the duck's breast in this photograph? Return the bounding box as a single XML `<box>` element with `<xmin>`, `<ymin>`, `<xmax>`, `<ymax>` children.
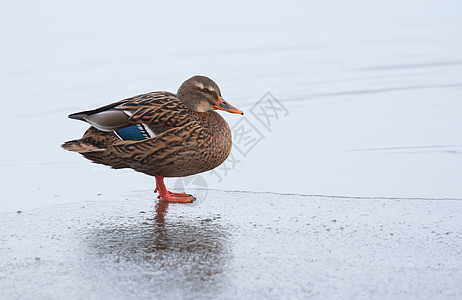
<box><xmin>157</xmin><ymin>111</ymin><xmax>232</xmax><ymax>177</ymax></box>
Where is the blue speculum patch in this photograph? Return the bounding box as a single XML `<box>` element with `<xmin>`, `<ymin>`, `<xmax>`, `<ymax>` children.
<box><xmin>116</xmin><ymin>125</ymin><xmax>147</xmax><ymax>141</ymax></box>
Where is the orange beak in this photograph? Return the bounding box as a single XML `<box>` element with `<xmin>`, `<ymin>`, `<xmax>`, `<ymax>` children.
<box><xmin>213</xmin><ymin>96</ymin><xmax>244</xmax><ymax>115</ymax></box>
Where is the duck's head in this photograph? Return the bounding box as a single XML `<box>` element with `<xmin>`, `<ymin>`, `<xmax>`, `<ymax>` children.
<box><xmin>177</xmin><ymin>75</ymin><xmax>243</xmax><ymax>115</ymax></box>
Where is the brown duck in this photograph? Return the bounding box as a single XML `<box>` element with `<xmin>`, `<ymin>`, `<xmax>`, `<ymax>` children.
<box><xmin>62</xmin><ymin>75</ymin><xmax>243</xmax><ymax>203</ymax></box>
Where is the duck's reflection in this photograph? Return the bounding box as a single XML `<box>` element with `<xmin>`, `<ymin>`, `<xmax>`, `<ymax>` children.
<box><xmin>87</xmin><ymin>201</ymin><xmax>231</xmax><ymax>295</ymax></box>
<box><xmin>154</xmin><ymin>199</ymin><xmax>168</xmax><ymax>226</ymax></box>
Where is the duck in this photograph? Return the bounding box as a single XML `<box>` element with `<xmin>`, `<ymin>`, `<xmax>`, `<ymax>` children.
<box><xmin>62</xmin><ymin>75</ymin><xmax>243</xmax><ymax>203</ymax></box>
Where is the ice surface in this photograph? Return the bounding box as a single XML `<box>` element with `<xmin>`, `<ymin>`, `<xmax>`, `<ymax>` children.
<box><xmin>1</xmin><ymin>191</ymin><xmax>462</xmax><ymax>299</ymax></box>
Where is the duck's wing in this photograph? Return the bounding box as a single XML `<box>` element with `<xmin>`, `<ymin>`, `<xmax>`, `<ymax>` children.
<box><xmin>68</xmin><ymin>92</ymin><xmax>197</xmax><ymax>136</ymax></box>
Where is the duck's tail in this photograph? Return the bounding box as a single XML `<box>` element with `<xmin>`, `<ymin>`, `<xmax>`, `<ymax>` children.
<box><xmin>62</xmin><ymin>127</ymin><xmax>128</xmax><ymax>169</ymax></box>
<box><xmin>62</xmin><ymin>126</ymin><xmax>114</xmax><ymax>153</ymax></box>
<box><xmin>61</xmin><ymin>140</ymin><xmax>104</xmax><ymax>153</ymax></box>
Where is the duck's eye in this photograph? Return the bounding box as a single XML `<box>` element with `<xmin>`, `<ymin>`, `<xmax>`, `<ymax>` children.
<box><xmin>202</xmin><ymin>88</ymin><xmax>210</xmax><ymax>93</ymax></box>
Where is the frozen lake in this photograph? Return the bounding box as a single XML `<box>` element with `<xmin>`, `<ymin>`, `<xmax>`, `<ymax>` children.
<box><xmin>1</xmin><ymin>0</ymin><xmax>462</xmax><ymax>211</ymax></box>
<box><xmin>1</xmin><ymin>0</ymin><xmax>462</xmax><ymax>298</ymax></box>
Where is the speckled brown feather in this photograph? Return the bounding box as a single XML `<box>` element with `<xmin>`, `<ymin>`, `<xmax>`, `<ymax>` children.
<box><xmin>62</xmin><ymin>91</ymin><xmax>232</xmax><ymax>177</ymax></box>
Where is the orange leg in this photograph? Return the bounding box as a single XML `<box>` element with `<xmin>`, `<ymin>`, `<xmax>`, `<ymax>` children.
<box><xmin>154</xmin><ymin>176</ymin><xmax>195</xmax><ymax>203</ymax></box>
